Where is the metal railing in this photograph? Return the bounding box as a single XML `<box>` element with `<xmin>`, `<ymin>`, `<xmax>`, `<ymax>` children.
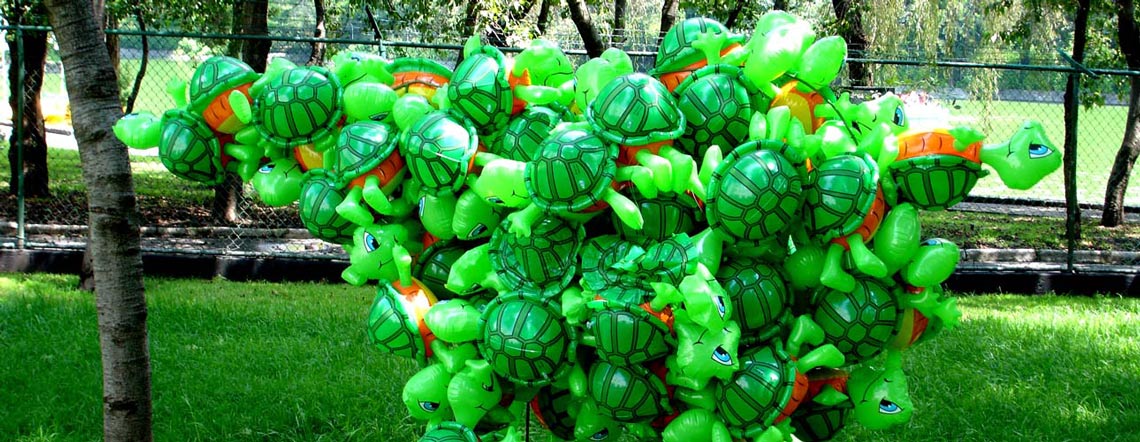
<box><xmin>2</xmin><ymin>25</ymin><xmax>1138</xmax><ymax>270</ymax></box>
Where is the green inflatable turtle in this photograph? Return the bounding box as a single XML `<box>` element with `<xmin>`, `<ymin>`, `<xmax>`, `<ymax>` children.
<box><xmin>243</xmin><ymin>65</ymin><xmax>344</xmax><ymax>151</ymax></box>
<box><xmin>717</xmin><ymin>258</ymin><xmax>791</xmax><ymax>346</ymax></box>
<box><xmin>811</xmin><ymin>276</ymin><xmax>902</xmax><ymax>365</ymax></box>
<box><xmin>297</xmin><ymin>169</ymin><xmax>357</xmax><ymax>245</ymax></box>
<box><xmin>479</xmin><ymin>292</ymin><xmax>577</xmax><ymax>387</ymax></box>
<box><xmin>327</xmin><ymin>121</ymin><xmax>407</xmax><ymax>225</ymax></box>
<box><xmin>399</xmin><ymin>110</ymin><xmax>484</xmax><ymax>196</ymax></box>
<box><xmin>587</xmin><ymin>360</ymin><xmax>671</xmax><ymax>422</ymax></box>
<box><xmin>652</xmin><ymin>17</ymin><xmax>745</xmax><ymax>92</ymax></box>
<box><xmin>446</xmin><ymin>36</ymin><xmax>514</xmax><ymax>138</ymax></box>
<box><xmin>583</xmin><ymin>299</ymin><xmax>675</xmax><ymax>365</ymax></box>
<box><xmin>367</xmin><ymin>278</ymin><xmax>438</xmax><ymax>365</ymax></box>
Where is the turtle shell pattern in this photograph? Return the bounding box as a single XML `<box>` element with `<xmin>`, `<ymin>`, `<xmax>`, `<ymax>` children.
<box><xmin>706</xmin><ymin>140</ymin><xmax>804</xmax><ymax>247</ymax></box>
<box><xmin>789</xmin><ymin>401</ymin><xmax>853</xmax><ymax>442</ymax></box>
<box><xmin>489</xmin><ymin>215</ymin><xmax>584</xmax><ymax>297</ymax></box>
<box><xmin>399</xmin><ymin>110</ymin><xmax>478</xmax><ymax>195</ymax></box>
<box><xmin>189</xmin><ymin>56</ymin><xmax>258</xmax><ymax>113</ymax></box>
<box><xmin>588</xmin><ymin>361</ymin><xmax>670</xmax><ymax>422</ymax></box>
<box><xmin>418</xmin><ymin>421</ymin><xmax>478</xmax><ymax>442</ymax></box>
<box><xmin>891</xmin><ymin>130</ymin><xmax>984</xmax><ymax>211</ymax></box>
<box><xmin>253</xmin><ymin>66</ymin><xmax>344</xmax><ymax>148</ymax></box>
<box><xmin>328</xmin><ymin>121</ymin><xmax>402</xmax><ymax>188</ymax></box>
<box><xmin>717</xmin><ymin>344</ymin><xmax>803</xmax><ymax>431</ymax></box>
<box><xmin>717</xmin><ymin>258</ymin><xmax>790</xmax><ymax>346</ymax></box>
<box><xmin>587</xmin><ymin>301</ymin><xmax>675</xmax><ymax>365</ymax></box>
<box><xmin>586</xmin><ymin>73</ymin><xmax>686</xmax><ymax>147</ymax></box>
<box><xmin>803</xmin><ymin>153</ymin><xmax>880</xmax><ymax>243</ymax></box>
<box><xmin>447</xmin><ymin>52</ymin><xmax>513</xmax><ymax>137</ymax></box>
<box><xmin>811</xmin><ymin>277</ymin><xmax>902</xmax><ymax>365</ymax></box>
<box><xmin>580</xmin><ymin>235</ymin><xmax>641</xmax><ymax>295</ymax></box>
<box><xmin>530</xmin><ymin>386</ymin><xmax>577</xmax><ymax>440</ymax></box>
<box><xmin>158</xmin><ymin>109</ymin><xmax>224</xmax><ymax>185</ymax></box>
<box><xmin>367</xmin><ymin>279</ymin><xmax>437</xmax><ymax>365</ymax></box>
<box><xmin>498</xmin><ymin>105</ymin><xmax>566</xmax><ymax>162</ymax></box>
<box><xmin>652</xmin><ymin>17</ymin><xmax>742</xmax><ymax>75</ymax></box>
<box><xmin>413</xmin><ymin>240</ymin><xmax>473</xmax><ymax>300</ymax></box>
<box><xmin>673</xmin><ymin>64</ymin><xmax>761</xmax><ymax>160</ymax></box>
<box><xmin>525</xmin><ymin>126</ymin><xmax>618</xmax><ymax>213</ymax></box>
<box><xmin>479</xmin><ymin>293</ymin><xmax>576</xmax><ymax>387</ymax></box>
<box><xmin>612</xmin><ymin>188</ymin><xmax>705</xmax><ymax>244</ymax></box>
<box><xmin>297</xmin><ymin>169</ymin><xmax>356</xmax><ymax>244</ymax></box>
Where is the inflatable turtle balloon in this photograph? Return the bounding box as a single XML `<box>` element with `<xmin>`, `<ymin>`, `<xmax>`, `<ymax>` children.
<box><xmin>251</xmin><ymin>158</ymin><xmax>306</xmax><ymax>207</ymax></box>
<box><xmin>447</xmin><ymin>36</ymin><xmax>513</xmax><ymax>138</ymax></box>
<box><xmin>155</xmin><ymin>108</ymin><xmax>227</xmax><ymax>185</ymax></box>
<box><xmin>703</xmin><ymin>140</ymin><xmax>805</xmax><ymax>259</ymax></box>
<box><xmin>297</xmin><ymin>169</ymin><xmax>357</xmax><ymax>245</ymax></box>
<box><xmin>328</xmin><ymin>121</ymin><xmax>407</xmax><ymax>224</ymax></box>
<box><xmin>674</xmin><ymin>64</ymin><xmax>761</xmax><ymax>162</ymax></box>
<box><xmin>584</xmin><ymin>299</ymin><xmax>675</xmax><ymax>365</ymax></box>
<box><xmin>811</xmin><ymin>277</ymin><xmax>902</xmax><ymax>365</ymax></box>
<box><xmin>666</xmin><ymin>319</ymin><xmax>741</xmax><ymax>390</ymax></box>
<box><xmin>451</xmin><ymin>189</ymin><xmax>505</xmax><ymax>240</ymax></box>
<box><xmin>717</xmin><ymin>258</ymin><xmax>791</xmax><ymax>346</ymax></box>
<box><xmin>391</xmin><ymin>57</ymin><xmax>453</xmax><ymax>100</ymax></box>
<box><xmin>802</xmin><ymin>152</ymin><xmax>890</xmax><ymax>292</ymax></box>
<box><xmin>245</xmin><ymin>65</ymin><xmax>344</xmax><ymax>150</ymax></box>
<box><xmin>414</xmin><ymin>240</ymin><xmax>476</xmax><ymax>300</ymax></box>
<box><xmin>497</xmin><ymin>104</ymin><xmax>566</xmax><ymax>162</ymax></box>
<box><xmin>367</xmin><ymin>278</ymin><xmax>438</xmax><ymax>365</ymax></box>
<box><xmin>612</xmin><ymin>187</ymin><xmax>705</xmax><ymax>244</ymax></box>
<box><xmin>489</xmin><ymin>214</ymin><xmax>585</xmax><ymax>297</ymax></box>
<box><xmin>187</xmin><ymin>55</ymin><xmax>259</xmax><ymax>134</ymax></box>
<box><xmin>511</xmin><ymin>39</ymin><xmax>575</xmax><ymax>89</ymax></box>
<box><xmin>403</xmin><ymin>364</ymin><xmax>454</xmax><ymax>425</ymax></box>
<box><xmin>587</xmin><ymin>73</ymin><xmax>697</xmax><ymax>196</ymax></box>
<box><xmin>587</xmin><ymin>360</ymin><xmax>670</xmax><ymax>422</ymax></box>
<box><xmin>399</xmin><ymin>110</ymin><xmax>482</xmax><ymax>196</ymax></box>
<box><xmin>890</xmin><ymin>120</ymin><xmax>1060</xmax><ymax>211</ymax></box>
<box><xmin>569</xmin><ymin>48</ymin><xmax>634</xmax><ymax>114</ymax></box>
<box><xmin>652</xmin><ymin>17</ymin><xmax>745</xmax><ymax>92</ymax></box>
<box><xmin>418</xmin><ymin>421</ymin><xmax>479</xmax><ymax>442</ymax></box>
<box><xmin>479</xmin><ymin>292</ymin><xmax>577</xmax><ymax>387</ymax></box>
<box><xmin>447</xmin><ymin>359</ymin><xmax>502</xmax><ymax>428</ymax></box>
<box><xmin>341</xmin><ymin>222</ymin><xmax>413</xmax><ymax>287</ymax></box>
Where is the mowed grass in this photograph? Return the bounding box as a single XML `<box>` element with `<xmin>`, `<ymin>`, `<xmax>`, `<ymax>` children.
<box><xmin>3</xmin><ymin>273</ymin><xmax>1139</xmax><ymax>441</ymax></box>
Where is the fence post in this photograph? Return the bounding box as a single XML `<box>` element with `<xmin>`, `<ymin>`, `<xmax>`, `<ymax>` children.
<box><xmin>14</xmin><ymin>18</ymin><xmax>27</xmax><ymax>249</ymax></box>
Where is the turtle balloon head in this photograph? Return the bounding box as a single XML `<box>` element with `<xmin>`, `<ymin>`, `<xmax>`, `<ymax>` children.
<box><xmin>402</xmin><ymin>364</ymin><xmax>453</xmax><ymax>423</ymax></box>
<box><xmin>981</xmin><ymin>120</ymin><xmax>1061</xmax><ymax>190</ymax></box>
<box><xmin>847</xmin><ymin>350</ymin><xmax>914</xmax><ymax>430</ymax></box>
<box><xmin>853</xmin><ymin>93</ymin><xmax>909</xmax><ymax>137</ymax></box>
<box><xmin>251</xmin><ymin>158</ymin><xmax>306</xmax><ymax>207</ymax></box>
<box><xmin>512</xmin><ymin>39</ymin><xmax>575</xmax><ymax>88</ymax></box>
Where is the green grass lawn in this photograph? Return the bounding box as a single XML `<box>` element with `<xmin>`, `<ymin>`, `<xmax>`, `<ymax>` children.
<box><xmin>2</xmin><ymin>274</ymin><xmax>1138</xmax><ymax>441</ymax></box>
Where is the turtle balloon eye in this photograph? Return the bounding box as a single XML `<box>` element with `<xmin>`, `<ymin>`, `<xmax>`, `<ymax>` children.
<box><xmin>487</xmin><ymin>197</ymin><xmax>504</xmax><ymax>205</ymax></box>
<box><xmin>893</xmin><ymin>107</ymin><xmax>906</xmax><ymax>127</ymax></box>
<box><xmin>482</xmin><ymin>382</ymin><xmax>494</xmax><ymax>392</ymax></box>
<box><xmin>418</xmin><ymin>197</ymin><xmax>427</xmax><ymax>217</ymax></box>
<box><xmin>714</xmin><ymin>296</ymin><xmax>727</xmax><ymax>317</ymax></box>
<box><xmin>364</xmin><ymin>232</ymin><xmax>380</xmax><ymax>252</ymax></box>
<box><xmin>469</xmin><ymin>224</ymin><xmax>487</xmax><ymax>238</ymax></box>
<box><xmin>590</xmin><ymin>429</ymin><xmax>610</xmax><ymax>441</ymax></box>
<box><xmin>259</xmin><ymin>163</ymin><xmax>275</xmax><ymax>173</ymax></box>
<box><xmin>922</xmin><ymin>238</ymin><xmax>940</xmax><ymax>246</ymax></box>
<box><xmin>419</xmin><ymin>401</ymin><xmax>440</xmax><ymax>412</ymax></box>
<box><xmin>711</xmin><ymin>345</ymin><xmax>733</xmax><ymax>365</ymax></box>
<box><xmin>1028</xmin><ymin>143</ymin><xmax>1052</xmax><ymax>159</ymax></box>
<box><xmin>879</xmin><ymin>399</ymin><xmax>902</xmax><ymax>414</ymax></box>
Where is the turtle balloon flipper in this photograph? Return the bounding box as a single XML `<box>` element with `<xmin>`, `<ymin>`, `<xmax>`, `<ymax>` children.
<box><xmin>948</xmin><ymin>126</ymin><xmax>986</xmax><ymax>151</ymax></box>
<box><xmin>691</xmin><ymin>29</ymin><xmax>729</xmax><ymax>65</ymax></box>
<box><xmin>167</xmin><ymin>79</ymin><xmax>189</xmax><ymax>107</ymax></box>
<box><xmin>601</xmin><ymin>187</ymin><xmax>645</xmax><ymax>232</ymax></box>
<box><xmin>113</xmin><ymin>112</ymin><xmax>163</xmax><ymax>149</ymax></box>
<box><xmin>222</xmin><ymin>142</ymin><xmax>264</xmax><ymax>181</ymax></box>
<box><xmin>819</xmin><ymin>242</ymin><xmax>857</xmax><ymax>293</ymax></box>
<box><xmin>698</xmin><ymin>145</ymin><xmax>723</xmax><ymax>191</ymax></box>
<box><xmin>445</xmin><ymin>243</ymin><xmax>503</xmax><ymax>295</ymax></box>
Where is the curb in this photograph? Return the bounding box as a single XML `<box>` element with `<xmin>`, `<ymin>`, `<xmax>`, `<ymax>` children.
<box><xmin>2</xmin><ymin>247</ymin><xmax>1136</xmax><ymax>296</ymax></box>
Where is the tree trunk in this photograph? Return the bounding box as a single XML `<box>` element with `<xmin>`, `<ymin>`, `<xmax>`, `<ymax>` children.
<box><xmin>658</xmin><ymin>0</ymin><xmax>679</xmax><ymax>39</ymax></box>
<box><xmin>773</xmin><ymin>0</ymin><xmax>788</xmax><ymax>10</ymax></box>
<box><xmin>612</xmin><ymin>0</ymin><xmax>628</xmax><ymax>48</ymax></box>
<box><xmin>725</xmin><ymin>0</ymin><xmax>748</xmax><ymax>28</ymax></box>
<box><xmin>537</xmin><ymin>0</ymin><xmax>554</xmax><ymax>36</ymax></box>
<box><xmin>485</xmin><ymin>0</ymin><xmax>536</xmax><ymax>48</ymax></box>
<box><xmin>106</xmin><ymin>13</ymin><xmax>120</xmax><ymax>74</ymax></box>
<box><xmin>568</xmin><ymin>0</ymin><xmax>605</xmax><ymax>58</ymax></box>
<box><xmin>1062</xmin><ymin>0</ymin><xmax>1089</xmax><ymax>258</ymax></box>
<box><xmin>831</xmin><ymin>0</ymin><xmax>871</xmax><ymax>87</ymax></box>
<box><xmin>307</xmin><ymin>0</ymin><xmax>327</xmax><ymax>66</ymax></box>
<box><xmin>7</xmin><ymin>30</ymin><xmax>51</xmax><ymax>198</ymax></box>
<box><xmin>211</xmin><ymin>171</ymin><xmax>243</xmax><ymax>223</ymax></box>
<box><xmin>43</xmin><ymin>1</ymin><xmax>152</xmax><ymax>441</ymax></box>
<box><xmin>1103</xmin><ymin>0</ymin><xmax>1140</xmax><ymax>226</ymax></box>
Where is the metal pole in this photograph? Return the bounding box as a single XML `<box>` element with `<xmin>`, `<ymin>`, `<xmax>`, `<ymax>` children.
<box><xmin>14</xmin><ymin>8</ymin><xmax>26</xmax><ymax>249</ymax></box>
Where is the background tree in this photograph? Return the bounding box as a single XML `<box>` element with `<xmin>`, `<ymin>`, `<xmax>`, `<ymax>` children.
<box><xmin>3</xmin><ymin>1</ymin><xmax>51</xmax><ymax>198</ymax></box>
<box><xmin>568</xmin><ymin>0</ymin><xmax>605</xmax><ymax>57</ymax></box>
<box><xmin>41</xmin><ymin>0</ymin><xmax>152</xmax><ymax>440</ymax></box>
<box><xmin>831</xmin><ymin>0</ymin><xmax>871</xmax><ymax>86</ymax></box>
<box><xmin>658</xmin><ymin>0</ymin><xmax>678</xmax><ymax>38</ymax></box>
<box><xmin>308</xmin><ymin>0</ymin><xmax>327</xmax><ymax>65</ymax></box>
<box><xmin>1103</xmin><ymin>0</ymin><xmax>1140</xmax><ymax>226</ymax></box>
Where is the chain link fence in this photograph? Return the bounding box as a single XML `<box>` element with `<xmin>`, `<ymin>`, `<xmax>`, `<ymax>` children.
<box><xmin>2</xmin><ymin>25</ymin><xmax>1138</xmax><ymax>265</ymax></box>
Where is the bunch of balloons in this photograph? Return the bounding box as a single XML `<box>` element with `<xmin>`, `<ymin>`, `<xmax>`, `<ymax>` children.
<box><xmin>114</xmin><ymin>10</ymin><xmax>1063</xmax><ymax>442</ymax></box>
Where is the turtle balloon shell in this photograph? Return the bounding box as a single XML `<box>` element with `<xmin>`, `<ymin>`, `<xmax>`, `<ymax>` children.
<box><xmin>717</xmin><ymin>258</ymin><xmax>790</xmax><ymax>346</ymax></box>
<box><xmin>717</xmin><ymin>344</ymin><xmax>800</xmax><ymax>432</ymax></box>
<box><xmin>673</xmin><ymin>64</ymin><xmax>761</xmax><ymax>160</ymax></box>
<box><xmin>803</xmin><ymin>153</ymin><xmax>880</xmax><ymax>242</ymax></box>
<box><xmin>587</xmin><ymin>301</ymin><xmax>675</xmax><ymax>365</ymax></box>
<box><xmin>367</xmin><ymin>279</ymin><xmax>438</xmax><ymax>365</ymax></box>
<box><xmin>413</xmin><ymin>240</ymin><xmax>475</xmax><ymax>300</ymax></box>
<box><xmin>525</xmin><ymin>126</ymin><xmax>618</xmax><ymax>212</ymax></box>
<box><xmin>811</xmin><ymin>277</ymin><xmax>902</xmax><ymax>365</ymax></box>
<box><xmin>706</xmin><ymin>140</ymin><xmax>804</xmax><ymax>247</ymax></box>
<box><xmin>612</xmin><ymin>187</ymin><xmax>704</xmax><ymax>243</ymax></box>
<box><xmin>890</xmin><ymin>131</ymin><xmax>984</xmax><ymax>211</ymax></box>
<box><xmin>586</xmin><ymin>73</ymin><xmax>686</xmax><ymax>146</ymax></box>
<box><xmin>447</xmin><ymin>51</ymin><xmax>513</xmax><ymax>137</ymax></box>
<box><xmin>252</xmin><ymin>66</ymin><xmax>344</xmax><ymax>148</ymax></box>
<box><xmin>653</xmin><ymin>17</ymin><xmax>744</xmax><ymax>75</ymax></box>
<box><xmin>399</xmin><ymin>110</ymin><xmax>479</xmax><ymax>195</ymax></box>
<box><xmin>188</xmin><ymin>55</ymin><xmax>258</xmax><ymax>114</ymax></box>
<box><xmin>479</xmin><ymin>292</ymin><xmax>577</xmax><ymax>387</ymax></box>
<box><xmin>328</xmin><ymin>121</ymin><xmax>402</xmax><ymax>188</ymax></box>
<box><xmin>790</xmin><ymin>401</ymin><xmax>853</xmax><ymax>442</ymax></box>
<box><xmin>529</xmin><ymin>386</ymin><xmax>578</xmax><ymax>440</ymax></box>
<box><xmin>157</xmin><ymin>108</ymin><xmax>225</xmax><ymax>185</ymax></box>
<box><xmin>588</xmin><ymin>361</ymin><xmax>670</xmax><ymax>422</ymax></box>
<box><xmin>489</xmin><ymin>215</ymin><xmax>585</xmax><ymax>297</ymax></box>
<box><xmin>498</xmin><ymin>105</ymin><xmax>567</xmax><ymax>162</ymax></box>
<box><xmin>418</xmin><ymin>421</ymin><xmax>479</xmax><ymax>442</ymax></box>
<box><xmin>297</xmin><ymin>169</ymin><xmax>356</xmax><ymax>245</ymax></box>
